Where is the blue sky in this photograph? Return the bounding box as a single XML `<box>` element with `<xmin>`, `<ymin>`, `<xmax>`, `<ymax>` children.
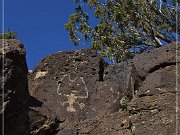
<box><xmin>1</xmin><ymin>0</ymin><xmax>178</xmax><ymax>69</ymax></box>
<box><xmin>2</xmin><ymin>0</ymin><xmax>92</xmax><ymax>69</ymax></box>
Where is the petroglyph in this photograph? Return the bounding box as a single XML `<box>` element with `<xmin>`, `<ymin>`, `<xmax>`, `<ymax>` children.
<box><xmin>61</xmin><ymin>93</ymin><xmax>86</xmax><ymax>112</ymax></box>
<box><xmin>56</xmin><ymin>75</ymin><xmax>88</xmax><ymax>112</ymax></box>
<box><xmin>35</xmin><ymin>71</ymin><xmax>48</xmax><ymax>79</ymax></box>
<box><xmin>55</xmin><ymin>59</ymin><xmax>90</xmax><ymax>112</ymax></box>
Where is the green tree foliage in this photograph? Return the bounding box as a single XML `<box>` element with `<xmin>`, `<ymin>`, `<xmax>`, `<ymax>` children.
<box><xmin>65</xmin><ymin>0</ymin><xmax>180</xmax><ymax>62</ymax></box>
<box><xmin>0</xmin><ymin>28</ymin><xmax>17</xmax><ymax>39</ymax></box>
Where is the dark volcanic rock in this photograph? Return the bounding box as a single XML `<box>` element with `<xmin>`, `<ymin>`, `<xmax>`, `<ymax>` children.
<box><xmin>28</xmin><ymin>49</ymin><xmax>126</xmax><ymax>132</ymax></box>
<box><xmin>127</xmin><ymin>64</ymin><xmax>180</xmax><ymax>135</ymax></box>
<box><xmin>132</xmin><ymin>42</ymin><xmax>178</xmax><ymax>78</ymax></box>
<box><xmin>104</xmin><ymin>61</ymin><xmax>143</xmax><ymax>99</ymax></box>
<box><xmin>105</xmin><ymin>42</ymin><xmax>180</xmax><ymax>135</ymax></box>
<box><xmin>0</xmin><ymin>39</ymin><xmax>29</xmax><ymax>135</ymax></box>
<box><xmin>76</xmin><ymin>111</ymin><xmax>132</xmax><ymax>135</ymax></box>
<box><xmin>57</xmin><ymin>111</ymin><xmax>132</xmax><ymax>135</ymax></box>
<box><xmin>29</xmin><ymin>109</ymin><xmax>60</xmax><ymax>135</ymax></box>
<box><xmin>0</xmin><ymin>39</ymin><xmax>60</xmax><ymax>135</ymax></box>
<box><xmin>128</xmin><ymin>42</ymin><xmax>180</xmax><ymax>135</ymax></box>
<box><xmin>28</xmin><ymin>42</ymin><xmax>180</xmax><ymax>135</ymax></box>
<box><xmin>1</xmin><ymin>39</ymin><xmax>177</xmax><ymax>135</ymax></box>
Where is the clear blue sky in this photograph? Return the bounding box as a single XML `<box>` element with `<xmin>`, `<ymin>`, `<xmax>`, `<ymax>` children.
<box><xmin>2</xmin><ymin>0</ymin><xmax>93</xmax><ymax>69</ymax></box>
<box><xmin>1</xmin><ymin>0</ymin><xmax>178</xmax><ymax>69</ymax></box>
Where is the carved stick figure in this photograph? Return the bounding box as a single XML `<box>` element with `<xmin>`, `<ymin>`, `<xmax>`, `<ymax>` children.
<box><xmin>57</xmin><ymin>76</ymin><xmax>88</xmax><ymax>112</ymax></box>
<box><xmin>62</xmin><ymin>92</ymin><xmax>87</xmax><ymax>112</ymax></box>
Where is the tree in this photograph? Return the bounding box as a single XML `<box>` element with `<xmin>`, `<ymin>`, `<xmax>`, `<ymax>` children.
<box><xmin>0</xmin><ymin>28</ymin><xmax>17</xmax><ymax>39</ymax></box>
<box><xmin>65</xmin><ymin>0</ymin><xmax>180</xmax><ymax>62</ymax></box>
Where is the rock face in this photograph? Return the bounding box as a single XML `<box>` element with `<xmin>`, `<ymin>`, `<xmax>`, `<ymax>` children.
<box><xmin>28</xmin><ymin>49</ymin><xmax>123</xmax><ymax>131</ymax></box>
<box><xmin>1</xmin><ymin>39</ymin><xmax>179</xmax><ymax>135</ymax></box>
<box><xmin>104</xmin><ymin>42</ymin><xmax>180</xmax><ymax>135</ymax></box>
<box><xmin>28</xmin><ymin>42</ymin><xmax>180</xmax><ymax>135</ymax></box>
<box><xmin>0</xmin><ymin>39</ymin><xmax>29</xmax><ymax>135</ymax></box>
<box><xmin>0</xmin><ymin>39</ymin><xmax>59</xmax><ymax>135</ymax></box>
<box><xmin>127</xmin><ymin>42</ymin><xmax>180</xmax><ymax>135</ymax></box>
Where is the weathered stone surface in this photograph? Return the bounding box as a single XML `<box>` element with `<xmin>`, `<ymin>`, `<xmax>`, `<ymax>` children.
<box><xmin>127</xmin><ymin>64</ymin><xmax>180</xmax><ymax>135</ymax></box>
<box><xmin>76</xmin><ymin>111</ymin><xmax>132</xmax><ymax>135</ymax></box>
<box><xmin>28</xmin><ymin>49</ymin><xmax>126</xmax><ymax>131</ymax></box>
<box><xmin>129</xmin><ymin>42</ymin><xmax>180</xmax><ymax>135</ymax></box>
<box><xmin>0</xmin><ymin>39</ymin><xmax>29</xmax><ymax>135</ymax></box>
<box><xmin>57</xmin><ymin>112</ymin><xmax>132</xmax><ymax>135</ymax></box>
<box><xmin>104</xmin><ymin>61</ymin><xmax>143</xmax><ymax>99</ymax></box>
<box><xmin>28</xmin><ymin>42</ymin><xmax>180</xmax><ymax>135</ymax></box>
<box><xmin>102</xmin><ymin>42</ymin><xmax>180</xmax><ymax>135</ymax></box>
<box><xmin>3</xmin><ymin>40</ymin><xmax>179</xmax><ymax>135</ymax></box>
<box><xmin>0</xmin><ymin>39</ymin><xmax>60</xmax><ymax>135</ymax></box>
<box><xmin>29</xmin><ymin>109</ymin><xmax>60</xmax><ymax>135</ymax></box>
<box><xmin>132</xmin><ymin>42</ymin><xmax>179</xmax><ymax>78</ymax></box>
<box><xmin>0</xmin><ymin>39</ymin><xmax>29</xmax><ymax>101</ymax></box>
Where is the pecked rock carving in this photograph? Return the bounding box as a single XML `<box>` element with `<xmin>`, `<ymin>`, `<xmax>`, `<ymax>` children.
<box><xmin>56</xmin><ymin>75</ymin><xmax>88</xmax><ymax>112</ymax></box>
<box><xmin>35</xmin><ymin>70</ymin><xmax>48</xmax><ymax>79</ymax></box>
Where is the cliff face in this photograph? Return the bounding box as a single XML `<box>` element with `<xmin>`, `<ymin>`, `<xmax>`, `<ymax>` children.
<box><xmin>0</xmin><ymin>40</ymin><xmax>59</xmax><ymax>135</ymax></box>
<box><xmin>0</xmin><ymin>39</ymin><xmax>29</xmax><ymax>135</ymax></box>
<box><xmin>1</xmin><ymin>39</ymin><xmax>180</xmax><ymax>135</ymax></box>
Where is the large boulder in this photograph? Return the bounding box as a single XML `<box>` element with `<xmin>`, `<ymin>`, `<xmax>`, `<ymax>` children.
<box><xmin>127</xmin><ymin>42</ymin><xmax>180</xmax><ymax>135</ymax></box>
<box><xmin>0</xmin><ymin>39</ymin><xmax>60</xmax><ymax>135</ymax></box>
<box><xmin>28</xmin><ymin>49</ymin><xmax>126</xmax><ymax>132</ymax></box>
<box><xmin>104</xmin><ymin>42</ymin><xmax>180</xmax><ymax>135</ymax></box>
<box><xmin>0</xmin><ymin>39</ymin><xmax>29</xmax><ymax>135</ymax></box>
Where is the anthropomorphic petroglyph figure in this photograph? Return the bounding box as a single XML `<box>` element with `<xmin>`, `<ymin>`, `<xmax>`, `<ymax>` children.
<box><xmin>56</xmin><ymin>75</ymin><xmax>88</xmax><ymax>112</ymax></box>
<box><xmin>62</xmin><ymin>92</ymin><xmax>87</xmax><ymax>112</ymax></box>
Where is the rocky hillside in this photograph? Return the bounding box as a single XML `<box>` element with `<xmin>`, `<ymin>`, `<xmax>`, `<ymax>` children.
<box><xmin>1</xmin><ymin>39</ymin><xmax>180</xmax><ymax>135</ymax></box>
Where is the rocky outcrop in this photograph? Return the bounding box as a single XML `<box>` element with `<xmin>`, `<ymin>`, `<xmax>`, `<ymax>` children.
<box><xmin>127</xmin><ymin>42</ymin><xmax>180</xmax><ymax>135</ymax></box>
<box><xmin>0</xmin><ymin>39</ymin><xmax>59</xmax><ymax>135</ymax></box>
<box><xmin>28</xmin><ymin>42</ymin><xmax>180</xmax><ymax>135</ymax></box>
<box><xmin>0</xmin><ymin>39</ymin><xmax>30</xmax><ymax>135</ymax></box>
<box><xmin>28</xmin><ymin>49</ymin><xmax>123</xmax><ymax>131</ymax></box>
<box><xmin>1</xmin><ymin>39</ymin><xmax>179</xmax><ymax>135</ymax></box>
<box><xmin>104</xmin><ymin>42</ymin><xmax>180</xmax><ymax>135</ymax></box>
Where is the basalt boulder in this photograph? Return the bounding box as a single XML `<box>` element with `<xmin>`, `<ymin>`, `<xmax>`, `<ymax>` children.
<box><xmin>0</xmin><ymin>39</ymin><xmax>29</xmax><ymax>135</ymax></box>
<box><xmin>28</xmin><ymin>49</ymin><xmax>125</xmax><ymax>132</ymax></box>
<box><xmin>104</xmin><ymin>42</ymin><xmax>180</xmax><ymax>135</ymax></box>
<box><xmin>28</xmin><ymin>42</ymin><xmax>180</xmax><ymax>135</ymax></box>
<box><xmin>0</xmin><ymin>39</ymin><xmax>59</xmax><ymax>135</ymax></box>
